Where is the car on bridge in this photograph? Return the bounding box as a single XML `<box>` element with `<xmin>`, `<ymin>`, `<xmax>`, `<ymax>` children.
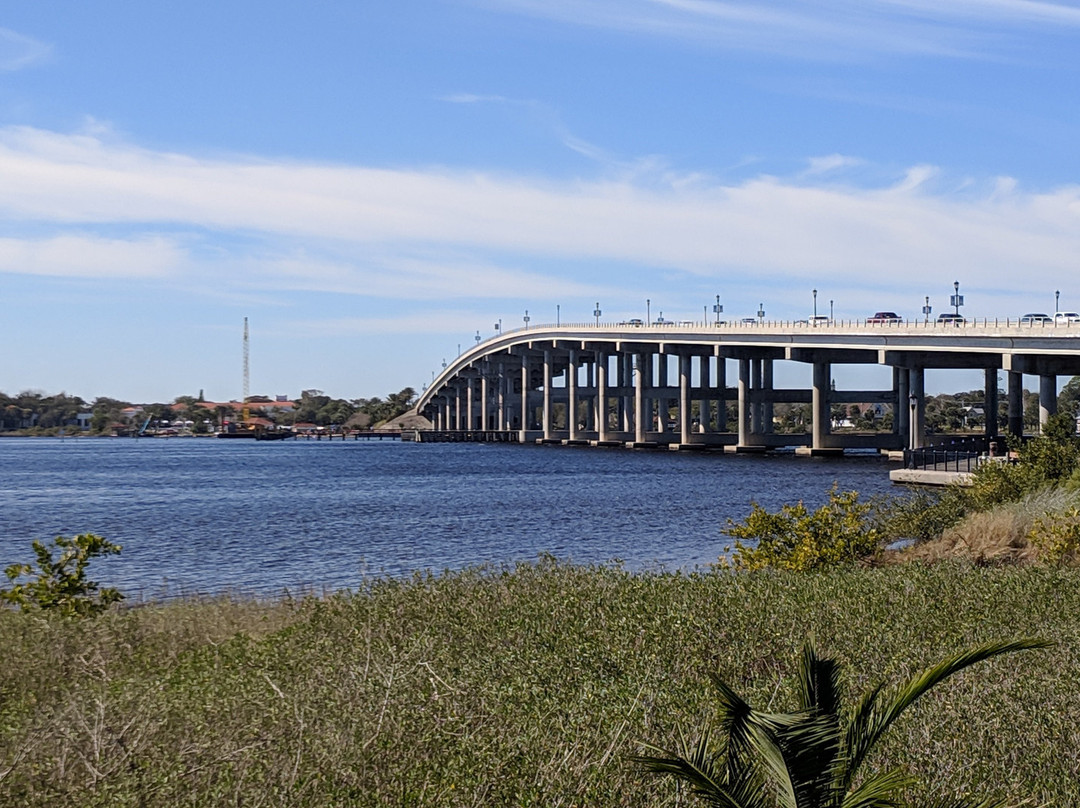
<box><xmin>809</xmin><ymin>315</ymin><xmax>831</xmax><ymax>326</ymax></box>
<box><xmin>867</xmin><ymin>311</ymin><xmax>902</xmax><ymax>323</ymax></box>
<box><xmin>936</xmin><ymin>312</ymin><xmax>966</xmax><ymax>325</ymax></box>
<box><xmin>618</xmin><ymin>318</ymin><xmax>644</xmax><ymax>327</ymax></box>
<box><xmin>1055</xmin><ymin>311</ymin><xmax>1080</xmax><ymax>324</ymax></box>
<box><xmin>1020</xmin><ymin>313</ymin><xmax>1053</xmax><ymax>325</ymax></box>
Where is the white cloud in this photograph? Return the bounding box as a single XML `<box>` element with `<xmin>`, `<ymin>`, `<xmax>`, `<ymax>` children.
<box><xmin>0</xmin><ymin>234</ymin><xmax>182</xmax><ymax>278</ymax></box>
<box><xmin>2</xmin><ymin>126</ymin><xmax>1080</xmax><ymax>303</ymax></box>
<box><xmin>803</xmin><ymin>154</ymin><xmax>865</xmax><ymax>176</ymax></box>
<box><xmin>0</xmin><ymin>27</ymin><xmax>51</xmax><ymax>72</ymax></box>
<box><xmin>470</xmin><ymin>0</ymin><xmax>1080</xmax><ymax>58</ymax></box>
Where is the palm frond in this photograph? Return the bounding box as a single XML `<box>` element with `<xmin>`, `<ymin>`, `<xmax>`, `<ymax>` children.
<box><xmin>844</xmin><ymin>639</ymin><xmax>1051</xmax><ymax>786</ymax></box>
<box><xmin>631</xmin><ymin>730</ymin><xmax>762</xmax><ymax>808</ymax></box>
<box><xmin>917</xmin><ymin>799</ymin><xmax>1011</xmax><ymax>808</ymax></box>
<box><xmin>841</xmin><ymin>767</ymin><xmax>915</xmax><ymax>808</ymax></box>
<box><xmin>797</xmin><ymin>639</ymin><xmax>843</xmax><ymax>718</ymax></box>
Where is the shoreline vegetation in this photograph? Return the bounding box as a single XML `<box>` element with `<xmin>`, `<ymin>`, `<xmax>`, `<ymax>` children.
<box><xmin>4</xmin><ymin>419</ymin><xmax>1080</xmax><ymax>805</ymax></box>
<box><xmin>0</xmin><ymin>563</ymin><xmax>1077</xmax><ymax>806</ymax></box>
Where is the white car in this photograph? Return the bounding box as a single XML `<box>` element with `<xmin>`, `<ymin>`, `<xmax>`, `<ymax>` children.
<box><xmin>809</xmin><ymin>315</ymin><xmax>831</xmax><ymax>326</ymax></box>
<box><xmin>1055</xmin><ymin>311</ymin><xmax>1080</xmax><ymax>324</ymax></box>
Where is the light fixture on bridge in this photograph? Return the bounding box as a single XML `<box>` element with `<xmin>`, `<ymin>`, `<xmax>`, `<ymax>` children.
<box><xmin>593</xmin><ymin>302</ymin><xmax>601</xmax><ymax>325</ymax></box>
<box><xmin>908</xmin><ymin>392</ymin><xmax>919</xmax><ymax>452</ymax></box>
<box><xmin>475</xmin><ymin>330</ymin><xmax>481</xmax><ymax>345</ymax></box>
<box><xmin>713</xmin><ymin>294</ymin><xmax>723</xmax><ymax>324</ymax></box>
<box><xmin>495</xmin><ymin>319</ymin><xmax>501</xmax><ymax>335</ymax></box>
<box><xmin>1056</xmin><ymin>289</ymin><xmax>1061</xmax><ymax>312</ymax></box>
<box><xmin>950</xmin><ymin>281</ymin><xmax>964</xmax><ymax>316</ymax></box>
<box><xmin>813</xmin><ymin>289</ymin><xmax>818</xmax><ymax>319</ymax></box>
<box><xmin>646</xmin><ymin>298</ymin><xmax>651</xmax><ymax>323</ymax></box>
<box><xmin>757</xmin><ymin>303</ymin><xmax>765</xmax><ymax>322</ymax></box>
<box><xmin>830</xmin><ymin>299</ymin><xmax>834</xmax><ymax>321</ymax></box>
<box><xmin>523</xmin><ymin>309</ymin><xmax>530</xmax><ymax>329</ymax></box>
<box><xmin>557</xmin><ymin>304</ymin><xmax>561</xmax><ymax>327</ymax></box>
<box><xmin>922</xmin><ymin>296</ymin><xmax>932</xmax><ymax>323</ymax></box>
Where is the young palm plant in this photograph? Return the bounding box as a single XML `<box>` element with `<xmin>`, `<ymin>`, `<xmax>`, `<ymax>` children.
<box><xmin>632</xmin><ymin>638</ymin><xmax>1050</xmax><ymax>808</ymax></box>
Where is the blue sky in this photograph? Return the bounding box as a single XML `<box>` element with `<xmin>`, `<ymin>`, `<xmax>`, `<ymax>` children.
<box><xmin>3</xmin><ymin>1</ymin><xmax>1080</xmax><ymax>403</ymax></box>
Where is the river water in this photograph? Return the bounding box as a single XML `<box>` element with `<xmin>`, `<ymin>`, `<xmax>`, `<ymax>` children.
<box><xmin>0</xmin><ymin>438</ymin><xmax>901</xmax><ymax>597</ymax></box>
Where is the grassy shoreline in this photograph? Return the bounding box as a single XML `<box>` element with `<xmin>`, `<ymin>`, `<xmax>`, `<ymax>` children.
<box><xmin>1</xmin><ymin>560</ymin><xmax>1077</xmax><ymax>807</ymax></box>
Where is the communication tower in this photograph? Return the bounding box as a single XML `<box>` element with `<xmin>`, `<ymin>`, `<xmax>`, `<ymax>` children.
<box><xmin>242</xmin><ymin>317</ymin><xmax>250</xmax><ymax>423</ymax></box>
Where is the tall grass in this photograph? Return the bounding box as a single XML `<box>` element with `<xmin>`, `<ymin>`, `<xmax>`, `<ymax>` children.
<box><xmin>1</xmin><ymin>562</ymin><xmax>1077</xmax><ymax>807</ymax></box>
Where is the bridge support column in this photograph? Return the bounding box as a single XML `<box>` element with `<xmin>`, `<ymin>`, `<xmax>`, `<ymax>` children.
<box><xmin>542</xmin><ymin>348</ymin><xmax>553</xmax><ymax>441</ymax></box>
<box><xmin>519</xmin><ymin>353</ymin><xmax>530</xmax><ymax>441</ymax></box>
<box><xmin>812</xmin><ymin>362</ymin><xmax>830</xmax><ymax>450</ymax></box>
<box><xmin>494</xmin><ymin>365</ymin><xmax>503</xmax><ymax>429</ymax></box>
<box><xmin>1040</xmin><ymin>374</ymin><xmax>1057</xmax><ymax>428</ymax></box>
<box><xmin>751</xmin><ymin>360</ymin><xmax>762</xmax><ymax>434</ymax></box>
<box><xmin>985</xmin><ymin>368</ymin><xmax>999</xmax><ymax>438</ymax></box>
<box><xmin>587</xmin><ymin>356</ymin><xmax>597</xmax><ymax>431</ymax></box>
<box><xmin>716</xmin><ymin>357</ymin><xmax>727</xmax><ymax>432</ymax></box>
<box><xmin>466</xmin><ymin>377</ymin><xmax>475</xmax><ymax>430</ymax></box>
<box><xmin>634</xmin><ymin>352</ymin><xmax>648</xmax><ymax>445</ymax></box>
<box><xmin>894</xmin><ymin>367</ymin><xmax>908</xmax><ymax>440</ymax></box>
<box><xmin>656</xmin><ymin>353</ymin><xmax>668</xmax><ymax>434</ymax></box>
<box><xmin>568</xmin><ymin>349</ymin><xmax>580</xmax><ymax>442</ymax></box>
<box><xmin>763</xmin><ymin>359</ymin><xmax>774</xmax><ymax>435</ymax></box>
<box><xmin>679</xmin><ymin>352</ymin><xmax>692</xmax><ymax>445</ymax></box>
<box><xmin>698</xmin><ymin>356</ymin><xmax>711</xmax><ymax>433</ymax></box>
<box><xmin>620</xmin><ymin>353</ymin><xmax>632</xmax><ymax>432</ymax></box>
<box><xmin>738</xmin><ymin>358</ymin><xmax>752</xmax><ymax>447</ymax></box>
<box><xmin>1008</xmin><ymin>371</ymin><xmax>1024</xmax><ymax>437</ymax></box>
<box><xmin>480</xmin><ymin>372</ymin><xmax>488</xmax><ymax>430</ymax></box>
<box><xmin>909</xmin><ymin>367</ymin><xmax>925</xmax><ymax>448</ymax></box>
<box><xmin>597</xmin><ymin>351</ymin><xmax>610</xmax><ymax>443</ymax></box>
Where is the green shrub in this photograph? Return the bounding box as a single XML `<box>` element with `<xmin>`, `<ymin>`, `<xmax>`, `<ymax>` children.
<box><xmin>723</xmin><ymin>486</ymin><xmax>880</xmax><ymax>570</ymax></box>
<box><xmin>1</xmin><ymin>533</ymin><xmax>124</xmax><ymax>617</ymax></box>
<box><xmin>1029</xmin><ymin>507</ymin><xmax>1080</xmax><ymax>564</ymax></box>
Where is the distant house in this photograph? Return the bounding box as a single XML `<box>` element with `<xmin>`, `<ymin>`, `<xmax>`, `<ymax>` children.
<box><xmin>76</xmin><ymin>412</ymin><xmax>93</xmax><ymax>430</ymax></box>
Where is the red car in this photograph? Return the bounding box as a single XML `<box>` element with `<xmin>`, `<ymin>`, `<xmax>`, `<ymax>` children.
<box><xmin>867</xmin><ymin>311</ymin><xmax>902</xmax><ymax>324</ymax></box>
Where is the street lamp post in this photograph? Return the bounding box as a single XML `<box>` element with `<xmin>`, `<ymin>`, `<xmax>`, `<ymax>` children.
<box><xmin>523</xmin><ymin>309</ymin><xmax>530</xmax><ymax>329</ymax></box>
<box><xmin>813</xmin><ymin>289</ymin><xmax>818</xmax><ymax>319</ymax></box>
<box><xmin>757</xmin><ymin>303</ymin><xmax>765</xmax><ymax>322</ymax></box>
<box><xmin>556</xmin><ymin>305</ymin><xmax>560</xmax><ymax>327</ymax></box>
<box><xmin>951</xmin><ymin>281</ymin><xmax>963</xmax><ymax>316</ymax></box>
<box><xmin>829</xmin><ymin>299</ymin><xmax>834</xmax><ymax>321</ymax></box>
<box><xmin>1056</xmin><ymin>290</ymin><xmax>1061</xmax><ymax>312</ymax></box>
<box><xmin>713</xmin><ymin>294</ymin><xmax>723</xmax><ymax>325</ymax></box>
<box><xmin>646</xmin><ymin>298</ymin><xmax>651</xmax><ymax>324</ymax></box>
<box><xmin>923</xmin><ymin>296</ymin><xmax>932</xmax><ymax>323</ymax></box>
<box><xmin>593</xmin><ymin>302</ymin><xmax>601</xmax><ymax>326</ymax></box>
<box><xmin>909</xmin><ymin>392</ymin><xmax>919</xmax><ymax>451</ymax></box>
<box><xmin>475</xmin><ymin>330</ymin><xmax>481</xmax><ymax>345</ymax></box>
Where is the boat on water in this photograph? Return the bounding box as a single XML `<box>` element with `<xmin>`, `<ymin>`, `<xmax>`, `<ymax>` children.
<box><xmin>216</xmin><ymin>422</ymin><xmax>294</xmax><ymax>441</ymax></box>
<box><xmin>254</xmin><ymin>429</ymin><xmax>293</xmax><ymax>441</ymax></box>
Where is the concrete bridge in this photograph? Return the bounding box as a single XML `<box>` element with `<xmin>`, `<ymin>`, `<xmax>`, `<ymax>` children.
<box><xmin>415</xmin><ymin>319</ymin><xmax>1080</xmax><ymax>454</ymax></box>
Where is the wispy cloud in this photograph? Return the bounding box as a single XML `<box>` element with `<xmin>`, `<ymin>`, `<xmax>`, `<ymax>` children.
<box><xmin>0</xmin><ymin>234</ymin><xmax>182</xmax><ymax>278</ymax></box>
<box><xmin>471</xmin><ymin>0</ymin><xmax>1080</xmax><ymax>58</ymax></box>
<box><xmin>2</xmin><ymin>125</ymin><xmax>1080</xmax><ymax>308</ymax></box>
<box><xmin>0</xmin><ymin>27</ymin><xmax>51</xmax><ymax>71</ymax></box>
<box><xmin>802</xmin><ymin>154</ymin><xmax>866</xmax><ymax>177</ymax></box>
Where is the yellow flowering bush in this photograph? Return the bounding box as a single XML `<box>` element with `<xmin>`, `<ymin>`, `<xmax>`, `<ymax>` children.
<box><xmin>723</xmin><ymin>486</ymin><xmax>880</xmax><ymax>571</ymax></box>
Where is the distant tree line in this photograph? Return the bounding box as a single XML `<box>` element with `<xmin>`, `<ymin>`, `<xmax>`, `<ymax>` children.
<box><xmin>0</xmin><ymin>387</ymin><xmax>417</xmax><ymax>435</ymax></box>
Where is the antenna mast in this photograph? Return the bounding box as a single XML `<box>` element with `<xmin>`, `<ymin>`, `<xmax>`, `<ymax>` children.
<box><xmin>242</xmin><ymin>317</ymin><xmax>250</xmax><ymax>423</ymax></box>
